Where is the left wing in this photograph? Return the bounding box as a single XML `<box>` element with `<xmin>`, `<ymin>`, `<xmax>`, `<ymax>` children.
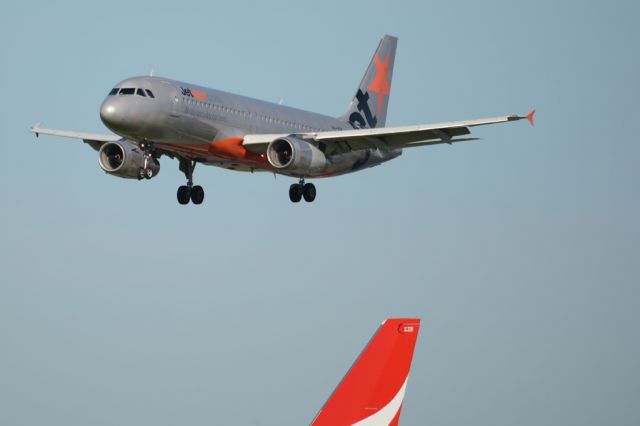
<box><xmin>31</xmin><ymin>123</ymin><xmax>121</xmax><ymax>151</ymax></box>
<box><xmin>243</xmin><ymin>110</ymin><xmax>535</xmax><ymax>154</ymax></box>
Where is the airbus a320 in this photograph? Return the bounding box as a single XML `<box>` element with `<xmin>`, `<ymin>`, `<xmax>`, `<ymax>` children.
<box><xmin>32</xmin><ymin>35</ymin><xmax>534</xmax><ymax>205</ymax></box>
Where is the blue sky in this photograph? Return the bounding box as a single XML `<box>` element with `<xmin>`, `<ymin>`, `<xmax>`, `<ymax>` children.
<box><xmin>1</xmin><ymin>0</ymin><xmax>639</xmax><ymax>425</ymax></box>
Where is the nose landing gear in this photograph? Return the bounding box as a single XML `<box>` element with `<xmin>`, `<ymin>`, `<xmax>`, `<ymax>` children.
<box><xmin>138</xmin><ymin>142</ymin><xmax>156</xmax><ymax>180</ymax></box>
<box><xmin>289</xmin><ymin>179</ymin><xmax>316</xmax><ymax>203</ymax></box>
<box><xmin>138</xmin><ymin>167</ymin><xmax>155</xmax><ymax>180</ymax></box>
<box><xmin>177</xmin><ymin>158</ymin><xmax>205</xmax><ymax>205</ymax></box>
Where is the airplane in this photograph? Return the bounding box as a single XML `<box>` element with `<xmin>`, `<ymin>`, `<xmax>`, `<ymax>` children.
<box><xmin>311</xmin><ymin>318</ymin><xmax>421</xmax><ymax>425</ymax></box>
<box><xmin>31</xmin><ymin>35</ymin><xmax>534</xmax><ymax>205</ymax></box>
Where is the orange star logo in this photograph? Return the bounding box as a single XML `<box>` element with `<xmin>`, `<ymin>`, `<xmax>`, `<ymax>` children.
<box><xmin>368</xmin><ymin>53</ymin><xmax>392</xmax><ymax>117</ymax></box>
<box><xmin>192</xmin><ymin>89</ymin><xmax>208</xmax><ymax>101</ymax></box>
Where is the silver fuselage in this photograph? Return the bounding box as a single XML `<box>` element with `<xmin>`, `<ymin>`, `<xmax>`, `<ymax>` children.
<box><xmin>99</xmin><ymin>76</ymin><xmax>400</xmax><ymax>177</ymax></box>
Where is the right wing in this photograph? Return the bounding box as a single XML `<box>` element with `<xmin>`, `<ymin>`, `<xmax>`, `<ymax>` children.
<box><xmin>30</xmin><ymin>123</ymin><xmax>121</xmax><ymax>151</ymax></box>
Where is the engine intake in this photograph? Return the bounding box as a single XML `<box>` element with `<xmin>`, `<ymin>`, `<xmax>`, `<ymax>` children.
<box><xmin>266</xmin><ymin>137</ymin><xmax>328</xmax><ymax>176</ymax></box>
<box><xmin>98</xmin><ymin>140</ymin><xmax>159</xmax><ymax>179</ymax></box>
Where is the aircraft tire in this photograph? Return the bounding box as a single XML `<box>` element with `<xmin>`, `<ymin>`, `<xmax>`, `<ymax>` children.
<box><xmin>177</xmin><ymin>185</ymin><xmax>191</xmax><ymax>205</ymax></box>
<box><xmin>191</xmin><ymin>185</ymin><xmax>205</xmax><ymax>205</ymax></box>
<box><xmin>144</xmin><ymin>168</ymin><xmax>154</xmax><ymax>179</ymax></box>
<box><xmin>289</xmin><ymin>184</ymin><xmax>303</xmax><ymax>203</ymax></box>
<box><xmin>302</xmin><ymin>183</ymin><xmax>316</xmax><ymax>202</ymax></box>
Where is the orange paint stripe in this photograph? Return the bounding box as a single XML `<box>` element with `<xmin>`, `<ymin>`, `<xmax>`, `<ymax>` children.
<box><xmin>159</xmin><ymin>137</ymin><xmax>270</xmax><ymax>168</ymax></box>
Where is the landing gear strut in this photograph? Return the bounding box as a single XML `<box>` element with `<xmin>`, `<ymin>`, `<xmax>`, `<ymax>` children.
<box><xmin>177</xmin><ymin>158</ymin><xmax>205</xmax><ymax>205</ymax></box>
<box><xmin>138</xmin><ymin>142</ymin><xmax>156</xmax><ymax>180</ymax></box>
<box><xmin>289</xmin><ymin>179</ymin><xmax>316</xmax><ymax>203</ymax></box>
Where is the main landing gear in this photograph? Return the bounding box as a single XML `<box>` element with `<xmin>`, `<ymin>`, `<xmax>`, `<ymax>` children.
<box><xmin>177</xmin><ymin>159</ymin><xmax>205</xmax><ymax>205</ymax></box>
<box><xmin>289</xmin><ymin>179</ymin><xmax>316</xmax><ymax>203</ymax></box>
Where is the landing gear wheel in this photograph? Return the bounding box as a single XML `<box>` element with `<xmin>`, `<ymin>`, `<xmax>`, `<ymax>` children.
<box><xmin>289</xmin><ymin>184</ymin><xmax>303</xmax><ymax>203</ymax></box>
<box><xmin>302</xmin><ymin>183</ymin><xmax>316</xmax><ymax>202</ymax></box>
<box><xmin>177</xmin><ymin>159</ymin><xmax>205</xmax><ymax>206</ymax></box>
<box><xmin>138</xmin><ymin>167</ymin><xmax>154</xmax><ymax>180</ymax></box>
<box><xmin>191</xmin><ymin>185</ymin><xmax>205</xmax><ymax>205</ymax></box>
<box><xmin>177</xmin><ymin>185</ymin><xmax>191</xmax><ymax>205</ymax></box>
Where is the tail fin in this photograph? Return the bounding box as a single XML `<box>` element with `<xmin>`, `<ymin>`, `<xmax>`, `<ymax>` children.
<box><xmin>340</xmin><ymin>35</ymin><xmax>398</xmax><ymax>129</ymax></box>
<box><xmin>311</xmin><ymin>318</ymin><xmax>421</xmax><ymax>426</ymax></box>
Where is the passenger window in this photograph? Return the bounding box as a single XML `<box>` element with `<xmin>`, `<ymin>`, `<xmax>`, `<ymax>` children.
<box><xmin>108</xmin><ymin>88</ymin><xmax>119</xmax><ymax>96</ymax></box>
<box><xmin>136</xmin><ymin>88</ymin><xmax>147</xmax><ymax>97</ymax></box>
<box><xmin>145</xmin><ymin>89</ymin><xmax>155</xmax><ymax>98</ymax></box>
<box><xmin>119</xmin><ymin>88</ymin><xmax>135</xmax><ymax>95</ymax></box>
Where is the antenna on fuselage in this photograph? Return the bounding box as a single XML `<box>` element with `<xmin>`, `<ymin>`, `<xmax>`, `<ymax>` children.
<box><xmin>149</xmin><ymin>68</ymin><xmax>155</xmax><ymax>77</ymax></box>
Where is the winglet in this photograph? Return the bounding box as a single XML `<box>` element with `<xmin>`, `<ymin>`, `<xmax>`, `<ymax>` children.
<box><xmin>32</xmin><ymin>122</ymin><xmax>42</xmax><ymax>138</ymax></box>
<box><xmin>526</xmin><ymin>109</ymin><xmax>535</xmax><ymax>126</ymax></box>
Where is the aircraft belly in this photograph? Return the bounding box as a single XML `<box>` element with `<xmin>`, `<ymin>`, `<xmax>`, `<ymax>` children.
<box><xmin>319</xmin><ymin>149</ymin><xmax>400</xmax><ymax>177</ymax></box>
<box><xmin>270</xmin><ymin>149</ymin><xmax>401</xmax><ymax>179</ymax></box>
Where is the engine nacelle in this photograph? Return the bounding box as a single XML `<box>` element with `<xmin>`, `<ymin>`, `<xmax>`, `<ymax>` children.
<box><xmin>266</xmin><ymin>137</ymin><xmax>328</xmax><ymax>176</ymax></box>
<box><xmin>98</xmin><ymin>140</ymin><xmax>160</xmax><ymax>179</ymax></box>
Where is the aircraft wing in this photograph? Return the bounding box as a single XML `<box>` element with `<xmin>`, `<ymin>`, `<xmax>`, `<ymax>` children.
<box><xmin>31</xmin><ymin>123</ymin><xmax>121</xmax><ymax>151</ymax></box>
<box><xmin>243</xmin><ymin>110</ymin><xmax>534</xmax><ymax>155</ymax></box>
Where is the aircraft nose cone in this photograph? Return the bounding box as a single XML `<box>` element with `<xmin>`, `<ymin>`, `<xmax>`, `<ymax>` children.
<box><xmin>99</xmin><ymin>92</ymin><xmax>160</xmax><ymax>138</ymax></box>
<box><xmin>100</xmin><ymin>98</ymin><xmax>121</xmax><ymax>129</ymax></box>
<box><xmin>100</xmin><ymin>101</ymin><xmax>116</xmax><ymax>124</ymax></box>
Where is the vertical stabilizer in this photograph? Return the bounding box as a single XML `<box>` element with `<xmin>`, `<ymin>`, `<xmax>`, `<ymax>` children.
<box><xmin>340</xmin><ymin>35</ymin><xmax>398</xmax><ymax>129</ymax></box>
<box><xmin>311</xmin><ymin>318</ymin><xmax>421</xmax><ymax>426</ymax></box>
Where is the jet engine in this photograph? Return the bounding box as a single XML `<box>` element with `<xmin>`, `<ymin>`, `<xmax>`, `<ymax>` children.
<box><xmin>98</xmin><ymin>140</ymin><xmax>160</xmax><ymax>179</ymax></box>
<box><xmin>266</xmin><ymin>137</ymin><xmax>328</xmax><ymax>176</ymax></box>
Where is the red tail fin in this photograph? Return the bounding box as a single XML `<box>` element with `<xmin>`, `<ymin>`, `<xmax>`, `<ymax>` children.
<box><xmin>311</xmin><ymin>318</ymin><xmax>421</xmax><ymax>426</ymax></box>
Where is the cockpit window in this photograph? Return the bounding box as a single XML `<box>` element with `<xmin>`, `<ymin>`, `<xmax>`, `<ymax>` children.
<box><xmin>136</xmin><ymin>88</ymin><xmax>147</xmax><ymax>97</ymax></box>
<box><xmin>119</xmin><ymin>88</ymin><xmax>135</xmax><ymax>95</ymax></box>
<box><xmin>145</xmin><ymin>89</ymin><xmax>155</xmax><ymax>98</ymax></box>
<box><xmin>108</xmin><ymin>88</ymin><xmax>119</xmax><ymax>96</ymax></box>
